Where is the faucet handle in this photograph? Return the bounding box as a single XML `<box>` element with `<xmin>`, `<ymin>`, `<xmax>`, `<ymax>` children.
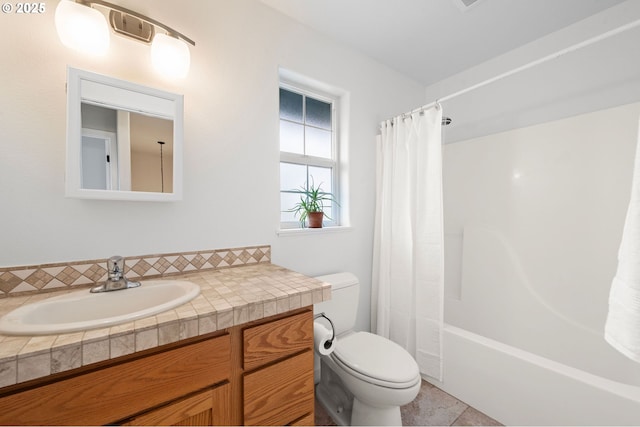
<box><xmin>107</xmin><ymin>255</ymin><xmax>125</xmax><ymax>280</ymax></box>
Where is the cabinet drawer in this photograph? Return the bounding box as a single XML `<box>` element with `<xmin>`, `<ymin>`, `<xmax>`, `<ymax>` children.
<box><xmin>0</xmin><ymin>334</ymin><xmax>230</xmax><ymax>426</ymax></box>
<box><xmin>123</xmin><ymin>383</ymin><xmax>231</xmax><ymax>426</ymax></box>
<box><xmin>243</xmin><ymin>350</ymin><xmax>314</xmax><ymax>426</ymax></box>
<box><xmin>243</xmin><ymin>309</ymin><xmax>313</xmax><ymax>371</ymax></box>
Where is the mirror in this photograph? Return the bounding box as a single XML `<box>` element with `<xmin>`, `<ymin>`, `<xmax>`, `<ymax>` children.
<box><xmin>66</xmin><ymin>67</ymin><xmax>183</xmax><ymax>201</ymax></box>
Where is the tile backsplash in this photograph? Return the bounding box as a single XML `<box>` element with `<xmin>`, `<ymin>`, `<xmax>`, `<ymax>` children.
<box><xmin>0</xmin><ymin>245</ymin><xmax>271</xmax><ymax>298</ymax></box>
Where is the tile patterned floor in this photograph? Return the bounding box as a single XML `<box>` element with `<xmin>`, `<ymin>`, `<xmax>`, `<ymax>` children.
<box><xmin>315</xmin><ymin>379</ymin><xmax>502</xmax><ymax>426</ymax></box>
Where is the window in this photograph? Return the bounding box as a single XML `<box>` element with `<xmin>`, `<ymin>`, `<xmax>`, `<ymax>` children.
<box><xmin>279</xmin><ymin>84</ymin><xmax>339</xmax><ymax>228</ymax></box>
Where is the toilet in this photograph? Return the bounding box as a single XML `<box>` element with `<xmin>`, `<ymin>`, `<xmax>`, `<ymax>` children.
<box><xmin>314</xmin><ymin>272</ymin><xmax>421</xmax><ymax>426</ymax></box>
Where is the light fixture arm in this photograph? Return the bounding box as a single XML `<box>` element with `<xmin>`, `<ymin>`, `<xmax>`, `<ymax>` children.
<box><xmin>77</xmin><ymin>0</ymin><xmax>195</xmax><ymax>46</ymax></box>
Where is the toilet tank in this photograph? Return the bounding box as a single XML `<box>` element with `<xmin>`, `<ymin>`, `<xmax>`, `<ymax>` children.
<box><xmin>314</xmin><ymin>272</ymin><xmax>359</xmax><ymax>336</ymax></box>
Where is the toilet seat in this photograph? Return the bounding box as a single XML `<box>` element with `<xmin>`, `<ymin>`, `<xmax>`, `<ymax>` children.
<box><xmin>331</xmin><ymin>331</ymin><xmax>420</xmax><ymax>389</ymax></box>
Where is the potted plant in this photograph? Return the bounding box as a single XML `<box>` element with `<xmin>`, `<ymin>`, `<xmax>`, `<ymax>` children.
<box><xmin>288</xmin><ymin>180</ymin><xmax>338</xmax><ymax>228</ymax></box>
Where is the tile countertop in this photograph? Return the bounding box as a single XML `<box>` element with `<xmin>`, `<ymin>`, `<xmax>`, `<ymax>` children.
<box><xmin>0</xmin><ymin>263</ymin><xmax>331</xmax><ymax>388</ymax></box>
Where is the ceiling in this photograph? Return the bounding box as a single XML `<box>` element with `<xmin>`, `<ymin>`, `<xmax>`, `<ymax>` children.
<box><xmin>262</xmin><ymin>0</ymin><xmax>640</xmax><ymax>142</ymax></box>
<box><xmin>260</xmin><ymin>0</ymin><xmax>625</xmax><ymax>87</ymax></box>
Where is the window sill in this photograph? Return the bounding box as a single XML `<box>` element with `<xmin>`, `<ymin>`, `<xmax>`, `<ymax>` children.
<box><xmin>276</xmin><ymin>226</ymin><xmax>353</xmax><ymax>237</ymax></box>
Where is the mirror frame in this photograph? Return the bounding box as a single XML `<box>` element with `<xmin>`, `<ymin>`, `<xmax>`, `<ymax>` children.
<box><xmin>65</xmin><ymin>67</ymin><xmax>184</xmax><ymax>201</ymax></box>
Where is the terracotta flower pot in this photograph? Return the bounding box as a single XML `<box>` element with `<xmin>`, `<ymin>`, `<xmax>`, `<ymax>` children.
<box><xmin>308</xmin><ymin>212</ymin><xmax>324</xmax><ymax>228</ymax></box>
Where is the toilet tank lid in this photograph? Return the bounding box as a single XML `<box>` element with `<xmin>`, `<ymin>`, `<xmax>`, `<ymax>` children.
<box><xmin>314</xmin><ymin>272</ymin><xmax>359</xmax><ymax>290</ymax></box>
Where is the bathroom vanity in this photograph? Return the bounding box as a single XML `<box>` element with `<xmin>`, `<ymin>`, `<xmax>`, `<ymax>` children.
<box><xmin>0</xmin><ymin>308</ymin><xmax>313</xmax><ymax>425</ymax></box>
<box><xmin>0</xmin><ymin>261</ymin><xmax>327</xmax><ymax>426</ymax></box>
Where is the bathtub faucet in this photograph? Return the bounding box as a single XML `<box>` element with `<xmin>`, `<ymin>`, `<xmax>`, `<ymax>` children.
<box><xmin>90</xmin><ymin>256</ymin><xmax>141</xmax><ymax>293</ymax></box>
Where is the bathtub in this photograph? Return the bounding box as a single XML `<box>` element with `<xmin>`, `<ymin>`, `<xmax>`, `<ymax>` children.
<box><xmin>430</xmin><ymin>325</ymin><xmax>640</xmax><ymax>426</ymax></box>
<box><xmin>434</xmin><ymin>227</ymin><xmax>640</xmax><ymax>425</ymax></box>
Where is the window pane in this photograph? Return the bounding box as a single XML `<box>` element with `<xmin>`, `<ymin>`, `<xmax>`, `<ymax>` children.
<box><xmin>280</xmin><ymin>120</ymin><xmax>304</xmax><ymax>154</ymax></box>
<box><xmin>281</xmin><ymin>192</ymin><xmax>301</xmax><ymax>222</ymax></box>
<box><xmin>306</xmin><ymin>127</ymin><xmax>332</xmax><ymax>159</ymax></box>
<box><xmin>280</xmin><ymin>162</ymin><xmax>307</xmax><ymax>191</ymax></box>
<box><xmin>279</xmin><ymin>88</ymin><xmax>303</xmax><ymax>122</ymax></box>
<box><xmin>306</xmin><ymin>97</ymin><xmax>331</xmax><ymax>129</ymax></box>
<box><xmin>308</xmin><ymin>166</ymin><xmax>332</xmax><ymax>194</ymax></box>
<box><xmin>323</xmin><ymin>205</ymin><xmax>333</xmax><ymax>221</ymax></box>
<box><xmin>279</xmin><ymin>84</ymin><xmax>339</xmax><ymax>227</ymax></box>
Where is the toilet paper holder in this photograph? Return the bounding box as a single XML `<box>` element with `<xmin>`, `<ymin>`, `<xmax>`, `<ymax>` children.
<box><xmin>314</xmin><ymin>312</ymin><xmax>335</xmax><ymax>345</ymax></box>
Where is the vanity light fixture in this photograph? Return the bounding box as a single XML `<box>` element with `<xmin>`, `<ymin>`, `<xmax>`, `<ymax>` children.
<box><xmin>55</xmin><ymin>0</ymin><xmax>195</xmax><ymax>78</ymax></box>
<box><xmin>55</xmin><ymin>0</ymin><xmax>110</xmax><ymax>56</ymax></box>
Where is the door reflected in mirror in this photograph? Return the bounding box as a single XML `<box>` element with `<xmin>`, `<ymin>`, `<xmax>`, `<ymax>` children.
<box><xmin>80</xmin><ymin>103</ymin><xmax>174</xmax><ymax>193</ymax></box>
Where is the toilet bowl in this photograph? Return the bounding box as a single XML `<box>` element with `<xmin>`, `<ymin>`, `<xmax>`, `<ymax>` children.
<box><xmin>314</xmin><ymin>273</ymin><xmax>421</xmax><ymax>426</ymax></box>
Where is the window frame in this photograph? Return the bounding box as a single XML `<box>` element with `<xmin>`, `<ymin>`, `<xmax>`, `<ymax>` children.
<box><xmin>279</xmin><ymin>82</ymin><xmax>340</xmax><ymax>229</ymax></box>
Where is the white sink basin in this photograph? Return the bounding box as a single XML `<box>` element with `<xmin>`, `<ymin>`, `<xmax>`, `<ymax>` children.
<box><xmin>0</xmin><ymin>280</ymin><xmax>200</xmax><ymax>336</ymax></box>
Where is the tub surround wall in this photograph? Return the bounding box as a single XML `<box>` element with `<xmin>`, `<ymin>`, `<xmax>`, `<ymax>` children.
<box><xmin>439</xmin><ymin>102</ymin><xmax>640</xmax><ymax>424</ymax></box>
<box><xmin>443</xmin><ymin>102</ymin><xmax>640</xmax><ymax>381</ymax></box>
<box><xmin>426</xmin><ymin>3</ymin><xmax>640</xmax><ymax>423</ymax></box>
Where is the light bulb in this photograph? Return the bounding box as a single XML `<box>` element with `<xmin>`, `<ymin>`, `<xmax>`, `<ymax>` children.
<box><xmin>151</xmin><ymin>33</ymin><xmax>191</xmax><ymax>79</ymax></box>
<box><xmin>55</xmin><ymin>0</ymin><xmax>109</xmax><ymax>56</ymax></box>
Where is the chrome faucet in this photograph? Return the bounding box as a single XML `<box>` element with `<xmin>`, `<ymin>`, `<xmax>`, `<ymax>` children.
<box><xmin>90</xmin><ymin>256</ymin><xmax>141</xmax><ymax>293</ymax></box>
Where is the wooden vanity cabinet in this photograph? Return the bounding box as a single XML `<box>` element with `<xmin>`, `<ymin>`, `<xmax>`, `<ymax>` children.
<box><xmin>122</xmin><ymin>384</ymin><xmax>231</xmax><ymax>426</ymax></box>
<box><xmin>241</xmin><ymin>309</ymin><xmax>315</xmax><ymax>426</ymax></box>
<box><xmin>0</xmin><ymin>333</ymin><xmax>231</xmax><ymax>426</ymax></box>
<box><xmin>0</xmin><ymin>307</ymin><xmax>316</xmax><ymax>426</ymax></box>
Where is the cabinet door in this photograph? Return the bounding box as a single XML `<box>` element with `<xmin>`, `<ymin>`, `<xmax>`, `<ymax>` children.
<box><xmin>243</xmin><ymin>351</ymin><xmax>314</xmax><ymax>426</ymax></box>
<box><xmin>0</xmin><ymin>334</ymin><xmax>230</xmax><ymax>425</ymax></box>
<box><xmin>123</xmin><ymin>383</ymin><xmax>231</xmax><ymax>426</ymax></box>
<box><xmin>289</xmin><ymin>413</ymin><xmax>315</xmax><ymax>426</ymax></box>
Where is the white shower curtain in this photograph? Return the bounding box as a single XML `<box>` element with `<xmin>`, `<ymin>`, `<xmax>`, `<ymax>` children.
<box><xmin>372</xmin><ymin>106</ymin><xmax>445</xmax><ymax>381</ymax></box>
<box><xmin>605</xmin><ymin>118</ymin><xmax>640</xmax><ymax>363</ymax></box>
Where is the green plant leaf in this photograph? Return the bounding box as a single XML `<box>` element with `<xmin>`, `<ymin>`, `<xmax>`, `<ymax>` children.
<box><xmin>286</xmin><ymin>176</ymin><xmax>339</xmax><ymax>226</ymax></box>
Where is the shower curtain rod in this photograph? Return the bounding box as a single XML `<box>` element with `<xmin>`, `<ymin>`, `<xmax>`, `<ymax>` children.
<box><xmin>399</xmin><ymin>17</ymin><xmax>640</xmax><ymax>118</ymax></box>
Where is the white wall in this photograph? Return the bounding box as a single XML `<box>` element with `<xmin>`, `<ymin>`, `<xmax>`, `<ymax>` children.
<box><xmin>0</xmin><ymin>0</ymin><xmax>425</xmax><ymax>332</ymax></box>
